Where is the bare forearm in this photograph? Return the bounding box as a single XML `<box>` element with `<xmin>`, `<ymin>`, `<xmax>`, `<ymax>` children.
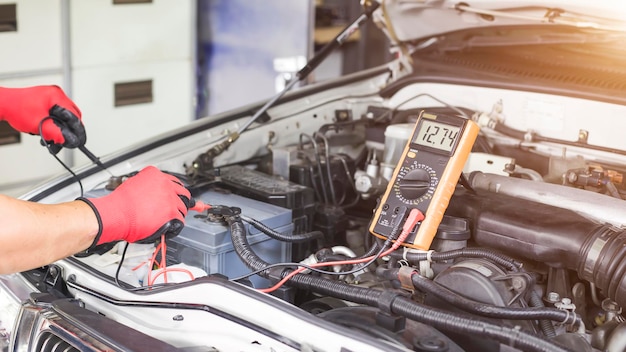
<box><xmin>0</xmin><ymin>194</ymin><xmax>99</xmax><ymax>274</ymax></box>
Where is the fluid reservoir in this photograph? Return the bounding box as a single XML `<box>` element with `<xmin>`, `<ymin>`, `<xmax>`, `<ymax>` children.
<box><xmin>382</xmin><ymin>123</ymin><xmax>414</xmax><ymax>180</ymax></box>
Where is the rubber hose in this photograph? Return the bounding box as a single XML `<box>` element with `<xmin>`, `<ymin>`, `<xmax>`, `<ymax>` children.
<box><xmin>390</xmin><ymin>296</ymin><xmax>572</xmax><ymax>352</ymax></box>
<box><xmin>241</xmin><ymin>215</ymin><xmax>325</xmax><ymax>244</ymax></box>
<box><xmin>529</xmin><ymin>290</ymin><xmax>558</xmax><ymax>338</ymax></box>
<box><xmin>321</xmin><ymin>254</ymin><xmax>350</xmax><ymax>262</ymax></box>
<box><xmin>388</xmin><ymin>247</ymin><xmax>522</xmax><ymax>272</ymax></box>
<box><xmin>228</xmin><ymin>216</ymin><xmax>570</xmax><ymax>352</ymax></box>
<box><xmin>408</xmin><ymin>271</ymin><xmax>580</xmax><ymax>327</ymax></box>
<box><xmin>375</xmin><ymin>265</ymin><xmax>565</xmax><ymax>337</ymax></box>
<box><xmin>285</xmin><ymin>273</ymin><xmax>572</xmax><ymax>352</ymax></box>
<box><xmin>228</xmin><ymin>216</ymin><xmax>271</xmax><ymax>275</ymax></box>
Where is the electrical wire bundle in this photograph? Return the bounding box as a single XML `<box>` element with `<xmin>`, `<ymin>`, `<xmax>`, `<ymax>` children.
<box><xmin>297</xmin><ymin>131</ymin><xmax>360</xmax><ymax>209</ymax></box>
<box><xmin>249</xmin><ymin>207</ymin><xmax>424</xmax><ymax>293</ymax></box>
<box><xmin>226</xmin><ymin>207</ymin><xmax>575</xmax><ymax>352</ymax></box>
<box><xmin>115</xmin><ymin>235</ymin><xmax>195</xmax><ymax>289</ymax></box>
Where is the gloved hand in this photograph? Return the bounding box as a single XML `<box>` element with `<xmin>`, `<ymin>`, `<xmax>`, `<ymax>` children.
<box><xmin>0</xmin><ymin>85</ymin><xmax>86</xmax><ymax>150</ymax></box>
<box><xmin>78</xmin><ymin>166</ymin><xmax>192</xmax><ymax>248</ymax></box>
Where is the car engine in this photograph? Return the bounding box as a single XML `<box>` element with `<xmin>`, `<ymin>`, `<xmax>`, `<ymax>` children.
<box><xmin>5</xmin><ymin>21</ymin><xmax>626</xmax><ymax>352</ymax></box>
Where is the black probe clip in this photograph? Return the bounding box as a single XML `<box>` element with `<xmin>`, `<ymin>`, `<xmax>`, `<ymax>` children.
<box><xmin>41</xmin><ymin>115</ymin><xmax>112</xmax><ymax>175</ymax></box>
<box><xmin>41</xmin><ymin>134</ymin><xmax>111</xmax><ymax>175</ymax></box>
<box><xmin>78</xmin><ymin>144</ymin><xmax>110</xmax><ymax>174</ymax></box>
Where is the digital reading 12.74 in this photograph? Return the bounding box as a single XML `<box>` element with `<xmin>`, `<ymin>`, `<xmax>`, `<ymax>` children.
<box><xmin>413</xmin><ymin>120</ymin><xmax>461</xmax><ymax>152</ymax></box>
<box><xmin>369</xmin><ymin>112</ymin><xmax>479</xmax><ymax>250</ymax></box>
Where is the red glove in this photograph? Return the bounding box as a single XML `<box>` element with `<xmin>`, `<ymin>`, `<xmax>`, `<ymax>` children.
<box><xmin>0</xmin><ymin>85</ymin><xmax>86</xmax><ymax>149</ymax></box>
<box><xmin>78</xmin><ymin>166</ymin><xmax>192</xmax><ymax>248</ymax></box>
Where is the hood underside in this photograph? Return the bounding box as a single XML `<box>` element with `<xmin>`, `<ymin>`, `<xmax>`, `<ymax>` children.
<box><xmin>377</xmin><ymin>0</ymin><xmax>626</xmax><ymax>44</ymax></box>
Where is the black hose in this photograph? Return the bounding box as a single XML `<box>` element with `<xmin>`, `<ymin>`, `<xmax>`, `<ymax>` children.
<box><xmin>529</xmin><ymin>290</ymin><xmax>558</xmax><ymax>338</ymax></box>
<box><xmin>228</xmin><ymin>215</ymin><xmax>272</xmax><ymax>276</ymax></box>
<box><xmin>388</xmin><ymin>247</ymin><xmax>523</xmax><ymax>272</ymax></box>
<box><xmin>406</xmin><ymin>270</ymin><xmax>580</xmax><ymax>327</ymax></box>
<box><xmin>241</xmin><ymin>215</ymin><xmax>325</xmax><ymax>244</ymax></box>
<box><xmin>387</xmin><ymin>247</ymin><xmax>559</xmax><ymax>337</ymax></box>
<box><xmin>390</xmin><ymin>296</ymin><xmax>571</xmax><ymax>352</ymax></box>
<box><xmin>320</xmin><ymin>253</ymin><xmax>350</xmax><ymax>262</ymax></box>
<box><xmin>284</xmin><ymin>272</ymin><xmax>571</xmax><ymax>352</ymax></box>
<box><xmin>227</xmin><ymin>215</ymin><xmax>572</xmax><ymax>352</ymax></box>
<box><xmin>375</xmin><ymin>265</ymin><xmax>562</xmax><ymax>338</ymax></box>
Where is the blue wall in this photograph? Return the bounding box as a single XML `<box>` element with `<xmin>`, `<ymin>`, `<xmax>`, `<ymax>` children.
<box><xmin>197</xmin><ymin>0</ymin><xmax>312</xmax><ymax>117</ymax></box>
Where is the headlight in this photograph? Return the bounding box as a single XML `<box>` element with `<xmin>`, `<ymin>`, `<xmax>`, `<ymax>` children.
<box><xmin>0</xmin><ymin>274</ymin><xmax>34</xmax><ymax>351</ymax></box>
<box><xmin>0</xmin><ymin>288</ymin><xmax>20</xmax><ymax>350</ymax></box>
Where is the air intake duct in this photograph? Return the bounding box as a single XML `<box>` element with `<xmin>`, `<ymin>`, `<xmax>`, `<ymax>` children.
<box><xmin>578</xmin><ymin>226</ymin><xmax>626</xmax><ymax>304</ymax></box>
<box><xmin>448</xmin><ymin>189</ymin><xmax>626</xmax><ymax>309</ymax></box>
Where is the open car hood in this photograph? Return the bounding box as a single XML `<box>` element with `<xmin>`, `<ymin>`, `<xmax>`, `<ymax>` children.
<box><xmin>377</xmin><ymin>0</ymin><xmax>626</xmax><ymax>44</ymax></box>
<box><xmin>7</xmin><ymin>2</ymin><xmax>626</xmax><ymax>351</ymax></box>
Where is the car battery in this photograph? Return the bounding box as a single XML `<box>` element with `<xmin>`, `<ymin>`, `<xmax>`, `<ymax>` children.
<box><xmin>218</xmin><ymin>165</ymin><xmax>315</xmax><ymax>243</ymax></box>
<box><xmin>166</xmin><ymin>189</ymin><xmax>293</xmax><ymax>288</ymax></box>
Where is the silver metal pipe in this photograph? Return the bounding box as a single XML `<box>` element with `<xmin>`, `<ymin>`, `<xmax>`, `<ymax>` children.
<box><xmin>468</xmin><ymin>171</ymin><xmax>626</xmax><ymax>227</ymax></box>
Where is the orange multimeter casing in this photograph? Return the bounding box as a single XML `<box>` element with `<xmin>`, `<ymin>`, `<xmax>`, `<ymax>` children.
<box><xmin>369</xmin><ymin>111</ymin><xmax>479</xmax><ymax>250</ymax></box>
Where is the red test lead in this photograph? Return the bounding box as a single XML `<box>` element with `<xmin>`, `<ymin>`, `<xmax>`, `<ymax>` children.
<box><xmin>189</xmin><ymin>199</ymin><xmax>211</xmax><ymax>212</ymax></box>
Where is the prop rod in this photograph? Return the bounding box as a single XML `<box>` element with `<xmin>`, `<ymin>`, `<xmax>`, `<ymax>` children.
<box><xmin>206</xmin><ymin>1</ymin><xmax>381</xmax><ymax>158</ymax></box>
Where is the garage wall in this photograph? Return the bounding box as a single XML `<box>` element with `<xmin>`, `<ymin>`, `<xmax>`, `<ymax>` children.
<box><xmin>196</xmin><ymin>0</ymin><xmax>313</xmax><ymax>117</ymax></box>
<box><xmin>0</xmin><ymin>0</ymin><xmax>196</xmax><ymax>194</ymax></box>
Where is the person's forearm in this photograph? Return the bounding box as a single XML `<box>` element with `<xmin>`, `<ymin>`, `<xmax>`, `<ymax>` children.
<box><xmin>0</xmin><ymin>194</ymin><xmax>99</xmax><ymax>274</ymax></box>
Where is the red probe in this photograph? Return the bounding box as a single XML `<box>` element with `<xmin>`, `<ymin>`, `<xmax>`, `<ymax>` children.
<box><xmin>189</xmin><ymin>199</ymin><xmax>211</xmax><ymax>212</ymax></box>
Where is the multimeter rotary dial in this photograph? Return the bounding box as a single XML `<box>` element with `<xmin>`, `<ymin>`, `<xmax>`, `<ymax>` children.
<box><xmin>395</xmin><ymin>163</ymin><xmax>438</xmax><ymax>204</ymax></box>
<box><xmin>369</xmin><ymin>111</ymin><xmax>479</xmax><ymax>250</ymax></box>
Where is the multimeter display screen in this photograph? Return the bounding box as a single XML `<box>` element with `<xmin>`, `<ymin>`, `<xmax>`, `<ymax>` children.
<box><xmin>413</xmin><ymin>120</ymin><xmax>461</xmax><ymax>152</ymax></box>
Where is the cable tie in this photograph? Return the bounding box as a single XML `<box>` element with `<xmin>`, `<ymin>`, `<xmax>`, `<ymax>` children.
<box><xmin>559</xmin><ymin>310</ymin><xmax>571</xmax><ymax>325</ymax></box>
<box><xmin>569</xmin><ymin>314</ymin><xmax>578</xmax><ymax>329</ymax></box>
<box><xmin>566</xmin><ymin>311</ymin><xmax>581</xmax><ymax>328</ymax></box>
<box><xmin>426</xmin><ymin>250</ymin><xmax>435</xmax><ymax>263</ymax></box>
<box><xmin>403</xmin><ymin>247</ymin><xmax>410</xmax><ymax>261</ymax></box>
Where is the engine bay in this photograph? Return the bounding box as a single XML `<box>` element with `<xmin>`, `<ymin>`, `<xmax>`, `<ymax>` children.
<box><xmin>3</xmin><ymin>2</ymin><xmax>626</xmax><ymax>350</ymax></box>
<box><xmin>14</xmin><ymin>73</ymin><xmax>626</xmax><ymax>352</ymax></box>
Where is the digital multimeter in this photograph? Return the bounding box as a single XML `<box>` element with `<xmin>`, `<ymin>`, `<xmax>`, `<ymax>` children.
<box><xmin>369</xmin><ymin>111</ymin><xmax>479</xmax><ymax>250</ymax></box>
